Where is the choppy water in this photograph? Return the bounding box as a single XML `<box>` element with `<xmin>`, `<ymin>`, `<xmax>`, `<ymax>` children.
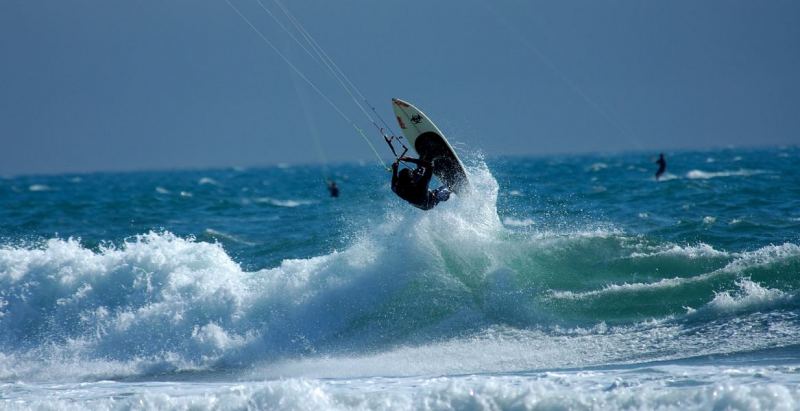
<box><xmin>1</xmin><ymin>146</ymin><xmax>799</xmax><ymax>410</ymax></box>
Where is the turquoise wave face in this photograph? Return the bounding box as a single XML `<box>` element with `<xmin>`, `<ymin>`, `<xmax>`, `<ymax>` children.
<box><xmin>0</xmin><ymin>147</ymin><xmax>798</xmax><ymax>380</ymax></box>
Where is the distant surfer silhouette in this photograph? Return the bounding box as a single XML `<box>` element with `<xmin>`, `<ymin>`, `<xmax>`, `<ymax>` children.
<box><xmin>327</xmin><ymin>180</ymin><xmax>339</xmax><ymax>198</ymax></box>
<box><xmin>391</xmin><ymin>156</ymin><xmax>451</xmax><ymax>210</ymax></box>
<box><xmin>655</xmin><ymin>153</ymin><xmax>667</xmax><ymax>180</ymax></box>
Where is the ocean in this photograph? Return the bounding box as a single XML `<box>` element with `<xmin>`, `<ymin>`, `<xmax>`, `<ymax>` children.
<box><xmin>1</xmin><ymin>146</ymin><xmax>799</xmax><ymax>410</ymax></box>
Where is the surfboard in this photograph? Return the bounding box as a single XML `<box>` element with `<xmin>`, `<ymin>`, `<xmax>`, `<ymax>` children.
<box><xmin>391</xmin><ymin>98</ymin><xmax>470</xmax><ymax>194</ymax></box>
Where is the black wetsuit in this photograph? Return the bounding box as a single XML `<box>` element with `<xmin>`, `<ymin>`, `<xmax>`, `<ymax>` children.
<box><xmin>328</xmin><ymin>182</ymin><xmax>339</xmax><ymax>198</ymax></box>
<box><xmin>391</xmin><ymin>158</ymin><xmax>447</xmax><ymax>210</ymax></box>
<box><xmin>655</xmin><ymin>154</ymin><xmax>666</xmax><ymax>180</ymax></box>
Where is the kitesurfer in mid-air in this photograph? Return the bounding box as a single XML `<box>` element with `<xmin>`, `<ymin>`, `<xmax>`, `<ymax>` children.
<box><xmin>391</xmin><ymin>156</ymin><xmax>451</xmax><ymax>210</ymax></box>
<box><xmin>655</xmin><ymin>153</ymin><xmax>667</xmax><ymax>180</ymax></box>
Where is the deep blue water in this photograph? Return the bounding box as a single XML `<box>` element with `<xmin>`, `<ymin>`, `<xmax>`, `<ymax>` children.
<box><xmin>1</xmin><ymin>146</ymin><xmax>799</xmax><ymax>409</ymax></box>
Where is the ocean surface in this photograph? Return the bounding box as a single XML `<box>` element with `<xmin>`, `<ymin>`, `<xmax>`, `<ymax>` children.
<box><xmin>1</xmin><ymin>146</ymin><xmax>799</xmax><ymax>410</ymax></box>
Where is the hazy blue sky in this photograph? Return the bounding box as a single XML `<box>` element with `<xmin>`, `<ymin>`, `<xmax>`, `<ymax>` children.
<box><xmin>1</xmin><ymin>0</ymin><xmax>798</xmax><ymax>175</ymax></box>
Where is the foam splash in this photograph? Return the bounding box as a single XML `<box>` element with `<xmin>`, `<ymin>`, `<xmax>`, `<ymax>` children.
<box><xmin>701</xmin><ymin>279</ymin><xmax>793</xmax><ymax>315</ymax></box>
<box><xmin>503</xmin><ymin>217</ymin><xmax>535</xmax><ymax>227</ymax></box>
<box><xmin>686</xmin><ymin>169</ymin><xmax>765</xmax><ymax>179</ymax></box>
<box><xmin>255</xmin><ymin>197</ymin><xmax>317</xmax><ymax>207</ymax></box>
<box><xmin>589</xmin><ymin>162</ymin><xmax>608</xmax><ymax>171</ymax></box>
<box><xmin>28</xmin><ymin>184</ymin><xmax>52</xmax><ymax>192</ymax></box>
<box><xmin>4</xmin><ymin>371</ymin><xmax>799</xmax><ymax>411</ymax></box>
<box><xmin>655</xmin><ymin>172</ymin><xmax>679</xmax><ymax>181</ymax></box>
<box><xmin>0</xmin><ymin>163</ymin><xmax>507</xmax><ymax>378</ymax></box>
<box><xmin>0</xmin><ymin>233</ymin><xmax>253</xmax><ymax>353</ymax></box>
<box><xmin>629</xmin><ymin>243</ymin><xmax>729</xmax><ymax>259</ymax></box>
<box><xmin>198</xmin><ymin>177</ymin><xmax>220</xmax><ymax>186</ymax></box>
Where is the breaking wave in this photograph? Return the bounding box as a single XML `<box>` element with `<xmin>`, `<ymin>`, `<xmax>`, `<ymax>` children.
<box><xmin>1</xmin><ymin>162</ymin><xmax>799</xmax><ymax>381</ymax></box>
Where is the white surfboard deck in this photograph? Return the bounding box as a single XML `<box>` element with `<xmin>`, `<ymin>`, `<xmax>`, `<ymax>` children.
<box><xmin>391</xmin><ymin>98</ymin><xmax>470</xmax><ymax>194</ymax></box>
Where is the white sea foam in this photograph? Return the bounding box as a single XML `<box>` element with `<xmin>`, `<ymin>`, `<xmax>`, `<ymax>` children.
<box><xmin>655</xmin><ymin>172</ymin><xmax>679</xmax><ymax>181</ymax></box>
<box><xmin>502</xmin><ymin>217</ymin><xmax>535</xmax><ymax>227</ymax></box>
<box><xmin>589</xmin><ymin>162</ymin><xmax>607</xmax><ymax>171</ymax></box>
<box><xmin>198</xmin><ymin>177</ymin><xmax>219</xmax><ymax>186</ymax></box>
<box><xmin>28</xmin><ymin>184</ymin><xmax>52</xmax><ymax>192</ymax></box>
<box><xmin>686</xmin><ymin>169</ymin><xmax>765</xmax><ymax>179</ymax></box>
<box><xmin>155</xmin><ymin>186</ymin><xmax>170</xmax><ymax>194</ymax></box>
<box><xmin>0</xmin><ymin>232</ymin><xmax>255</xmax><ymax>377</ymax></box>
<box><xmin>3</xmin><ymin>369</ymin><xmax>799</xmax><ymax>411</ymax></box>
<box><xmin>629</xmin><ymin>242</ymin><xmax>729</xmax><ymax>259</ymax></box>
<box><xmin>550</xmin><ymin>277</ymin><xmax>687</xmax><ymax>300</ymax></box>
<box><xmin>527</xmin><ymin>227</ymin><xmax>623</xmax><ymax>241</ymax></box>
<box><xmin>702</xmin><ymin>279</ymin><xmax>793</xmax><ymax>315</ymax></box>
<box><xmin>720</xmin><ymin>243</ymin><xmax>800</xmax><ymax>273</ymax></box>
<box><xmin>255</xmin><ymin>197</ymin><xmax>317</xmax><ymax>207</ymax></box>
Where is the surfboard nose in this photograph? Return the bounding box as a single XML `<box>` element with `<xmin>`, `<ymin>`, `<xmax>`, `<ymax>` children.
<box><xmin>392</xmin><ymin>98</ymin><xmax>410</xmax><ymax>108</ymax></box>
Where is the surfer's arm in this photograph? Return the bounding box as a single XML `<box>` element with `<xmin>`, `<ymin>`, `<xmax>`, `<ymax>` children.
<box><xmin>400</xmin><ymin>157</ymin><xmax>432</xmax><ymax>168</ymax></box>
<box><xmin>401</xmin><ymin>157</ymin><xmax>433</xmax><ymax>182</ymax></box>
<box><xmin>391</xmin><ymin>161</ymin><xmax>399</xmax><ymax>189</ymax></box>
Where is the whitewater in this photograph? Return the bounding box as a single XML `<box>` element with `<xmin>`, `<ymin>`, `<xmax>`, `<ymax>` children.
<box><xmin>1</xmin><ymin>147</ymin><xmax>799</xmax><ymax>410</ymax></box>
